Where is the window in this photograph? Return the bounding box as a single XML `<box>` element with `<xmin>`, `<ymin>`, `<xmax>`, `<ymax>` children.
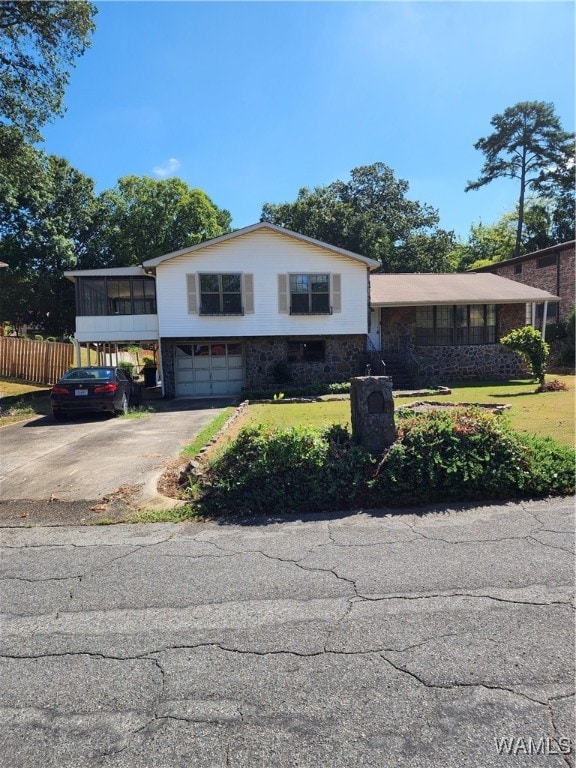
<box><xmin>537</xmin><ymin>254</ymin><xmax>556</xmax><ymax>269</ymax></box>
<box><xmin>416</xmin><ymin>305</ymin><xmax>496</xmax><ymax>346</ymax></box>
<box><xmin>514</xmin><ymin>263</ymin><xmax>523</xmax><ymax>274</ymax></box>
<box><xmin>287</xmin><ymin>340</ymin><xmax>325</xmax><ymax>362</ymax></box>
<box><xmin>289</xmin><ymin>274</ymin><xmax>331</xmax><ymax>314</ymax></box>
<box><xmin>536</xmin><ymin>303</ymin><xmax>558</xmax><ymax>321</ymax></box>
<box><xmin>77</xmin><ymin>277</ymin><xmax>157</xmax><ymax>316</ymax></box>
<box><xmin>199</xmin><ymin>273</ymin><xmax>242</xmax><ymax>315</ymax></box>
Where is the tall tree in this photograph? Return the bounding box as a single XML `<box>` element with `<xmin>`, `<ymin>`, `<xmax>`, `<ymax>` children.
<box><xmin>86</xmin><ymin>176</ymin><xmax>232</xmax><ymax>267</ymax></box>
<box><xmin>0</xmin><ymin>0</ymin><xmax>96</xmax><ymax>143</ymax></box>
<box><xmin>261</xmin><ymin>162</ymin><xmax>456</xmax><ymax>273</ymax></box>
<box><xmin>465</xmin><ymin>101</ymin><xmax>574</xmax><ymax>257</ymax></box>
<box><xmin>0</xmin><ymin>150</ymin><xmax>98</xmax><ymax>335</ymax></box>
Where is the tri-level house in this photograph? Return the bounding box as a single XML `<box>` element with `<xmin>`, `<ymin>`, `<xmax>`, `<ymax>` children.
<box><xmin>65</xmin><ymin>222</ymin><xmax>561</xmax><ymax>395</ymax></box>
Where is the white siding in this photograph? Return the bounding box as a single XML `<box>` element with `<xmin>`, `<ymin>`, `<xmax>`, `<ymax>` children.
<box><xmin>155</xmin><ymin>230</ymin><xmax>370</xmax><ymax>337</ymax></box>
<box><xmin>75</xmin><ymin>314</ymin><xmax>159</xmax><ymax>343</ymax></box>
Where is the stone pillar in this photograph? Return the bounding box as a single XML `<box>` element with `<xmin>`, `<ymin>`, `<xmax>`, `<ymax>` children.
<box><xmin>350</xmin><ymin>376</ymin><xmax>396</xmax><ymax>453</ymax></box>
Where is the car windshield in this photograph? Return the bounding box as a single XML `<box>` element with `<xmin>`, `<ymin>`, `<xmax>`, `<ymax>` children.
<box><xmin>63</xmin><ymin>368</ymin><xmax>114</xmax><ymax>381</ymax></box>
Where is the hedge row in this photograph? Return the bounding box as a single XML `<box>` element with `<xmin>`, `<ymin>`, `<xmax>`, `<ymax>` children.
<box><xmin>187</xmin><ymin>408</ymin><xmax>575</xmax><ymax>517</ymax></box>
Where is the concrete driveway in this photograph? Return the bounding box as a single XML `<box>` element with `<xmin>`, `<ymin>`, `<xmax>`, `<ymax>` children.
<box><xmin>0</xmin><ymin>400</ymin><xmax>230</xmax><ymax>514</ymax></box>
<box><xmin>0</xmin><ymin>497</ymin><xmax>573</xmax><ymax>767</ymax></box>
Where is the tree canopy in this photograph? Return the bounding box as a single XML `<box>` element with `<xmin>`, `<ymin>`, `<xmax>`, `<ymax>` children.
<box><xmin>0</xmin><ymin>148</ymin><xmax>233</xmax><ymax>334</ymax></box>
<box><xmin>0</xmin><ymin>148</ymin><xmax>98</xmax><ymax>335</ymax></box>
<box><xmin>452</xmin><ymin>198</ymin><xmax>564</xmax><ymax>271</ymax></box>
<box><xmin>89</xmin><ymin>176</ymin><xmax>232</xmax><ymax>267</ymax></box>
<box><xmin>0</xmin><ymin>1</ymin><xmax>96</xmax><ymax>143</ymax></box>
<box><xmin>466</xmin><ymin>101</ymin><xmax>574</xmax><ymax>257</ymax></box>
<box><xmin>261</xmin><ymin>163</ymin><xmax>456</xmax><ymax>273</ymax></box>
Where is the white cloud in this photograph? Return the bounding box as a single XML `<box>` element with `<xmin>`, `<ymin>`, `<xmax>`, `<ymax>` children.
<box><xmin>153</xmin><ymin>157</ymin><xmax>180</xmax><ymax>177</ymax></box>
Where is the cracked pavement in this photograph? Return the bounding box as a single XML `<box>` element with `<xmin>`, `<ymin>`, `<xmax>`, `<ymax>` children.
<box><xmin>0</xmin><ymin>497</ymin><xmax>574</xmax><ymax>767</ymax></box>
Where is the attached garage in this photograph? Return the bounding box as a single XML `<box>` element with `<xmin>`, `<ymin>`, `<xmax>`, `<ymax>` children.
<box><xmin>175</xmin><ymin>341</ymin><xmax>244</xmax><ymax>397</ymax></box>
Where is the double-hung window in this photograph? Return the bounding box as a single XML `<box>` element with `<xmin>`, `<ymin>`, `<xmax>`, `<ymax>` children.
<box><xmin>199</xmin><ymin>274</ymin><xmax>243</xmax><ymax>315</ymax></box>
<box><xmin>289</xmin><ymin>274</ymin><xmax>331</xmax><ymax>315</ymax></box>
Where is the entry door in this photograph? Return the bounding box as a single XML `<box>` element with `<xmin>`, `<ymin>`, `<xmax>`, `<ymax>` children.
<box><xmin>175</xmin><ymin>342</ymin><xmax>243</xmax><ymax>397</ymax></box>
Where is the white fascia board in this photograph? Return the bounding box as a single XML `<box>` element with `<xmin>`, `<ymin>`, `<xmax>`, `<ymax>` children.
<box><xmin>64</xmin><ymin>267</ymin><xmax>148</xmax><ymax>282</ymax></box>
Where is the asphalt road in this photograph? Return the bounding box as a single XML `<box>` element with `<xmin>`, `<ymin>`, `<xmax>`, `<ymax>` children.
<box><xmin>0</xmin><ymin>400</ymin><xmax>230</xmax><ymax>513</ymax></box>
<box><xmin>0</xmin><ymin>496</ymin><xmax>574</xmax><ymax>767</ymax></box>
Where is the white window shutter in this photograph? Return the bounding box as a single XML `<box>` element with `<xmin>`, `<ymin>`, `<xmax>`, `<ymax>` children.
<box><xmin>332</xmin><ymin>273</ymin><xmax>342</xmax><ymax>313</ymax></box>
<box><xmin>186</xmin><ymin>273</ymin><xmax>198</xmax><ymax>314</ymax></box>
<box><xmin>243</xmin><ymin>273</ymin><xmax>254</xmax><ymax>314</ymax></box>
<box><xmin>278</xmin><ymin>274</ymin><xmax>288</xmax><ymax>313</ymax></box>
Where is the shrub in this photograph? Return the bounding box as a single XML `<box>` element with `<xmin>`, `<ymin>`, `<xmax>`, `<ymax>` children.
<box><xmin>189</xmin><ymin>423</ymin><xmax>374</xmax><ymax>516</ymax></box>
<box><xmin>515</xmin><ymin>434</ymin><xmax>575</xmax><ymax>497</ymax></box>
<box><xmin>557</xmin><ymin>306</ymin><xmax>575</xmax><ymax>366</ymax></box>
<box><xmin>119</xmin><ymin>361</ymin><xmax>135</xmax><ymax>380</ymax></box>
<box><xmin>187</xmin><ymin>408</ymin><xmax>574</xmax><ymax>517</ymax></box>
<box><xmin>500</xmin><ymin>326</ymin><xmax>549</xmax><ymax>386</ymax></box>
<box><xmin>368</xmin><ymin>408</ymin><xmax>531</xmax><ymax>506</ymax></box>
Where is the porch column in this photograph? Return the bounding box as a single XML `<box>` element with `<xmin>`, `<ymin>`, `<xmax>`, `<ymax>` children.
<box><xmin>74</xmin><ymin>339</ymin><xmax>81</xmax><ymax>368</ymax></box>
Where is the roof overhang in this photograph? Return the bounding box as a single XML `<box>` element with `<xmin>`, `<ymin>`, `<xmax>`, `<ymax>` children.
<box><xmin>142</xmin><ymin>221</ymin><xmax>380</xmax><ymax>270</ymax></box>
<box><xmin>370</xmin><ymin>273</ymin><xmax>560</xmax><ymax>307</ymax></box>
<box><xmin>64</xmin><ymin>266</ymin><xmax>148</xmax><ymax>283</ymax></box>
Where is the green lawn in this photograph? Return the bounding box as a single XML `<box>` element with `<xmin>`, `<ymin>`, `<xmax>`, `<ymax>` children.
<box><xmin>243</xmin><ymin>375</ymin><xmax>575</xmax><ymax>447</ymax></box>
<box><xmin>2</xmin><ymin>374</ymin><xmax>574</xmax><ymax>448</ymax></box>
<box><xmin>0</xmin><ymin>379</ymin><xmax>51</xmax><ymax>426</ymax></box>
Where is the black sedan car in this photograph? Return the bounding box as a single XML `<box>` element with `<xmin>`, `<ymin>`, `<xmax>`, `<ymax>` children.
<box><xmin>51</xmin><ymin>366</ymin><xmax>139</xmax><ymax>420</ymax></box>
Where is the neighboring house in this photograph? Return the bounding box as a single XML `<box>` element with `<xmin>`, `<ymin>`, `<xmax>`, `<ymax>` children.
<box><xmin>64</xmin><ymin>222</ymin><xmax>560</xmax><ymax>395</ymax></box>
<box><xmin>471</xmin><ymin>240</ymin><xmax>575</xmax><ymax>326</ymax></box>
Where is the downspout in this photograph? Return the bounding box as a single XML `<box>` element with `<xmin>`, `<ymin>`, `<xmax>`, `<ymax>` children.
<box><xmin>556</xmin><ymin>253</ymin><xmax>561</xmax><ymax>320</ymax></box>
<box><xmin>541</xmin><ymin>302</ymin><xmax>548</xmax><ymax>341</ymax></box>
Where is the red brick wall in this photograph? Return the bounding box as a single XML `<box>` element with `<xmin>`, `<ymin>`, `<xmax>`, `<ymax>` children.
<box><xmin>486</xmin><ymin>243</ymin><xmax>575</xmax><ymax>324</ymax></box>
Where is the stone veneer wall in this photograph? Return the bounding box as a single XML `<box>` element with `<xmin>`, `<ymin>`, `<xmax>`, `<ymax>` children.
<box><xmin>160</xmin><ymin>334</ymin><xmax>368</xmax><ymax>397</ymax></box>
<box><xmin>244</xmin><ymin>334</ymin><xmax>368</xmax><ymax>388</ymax></box>
<box><xmin>380</xmin><ymin>304</ymin><xmax>530</xmax><ymax>384</ymax></box>
<box><xmin>160</xmin><ymin>338</ymin><xmax>177</xmax><ymax>398</ymax></box>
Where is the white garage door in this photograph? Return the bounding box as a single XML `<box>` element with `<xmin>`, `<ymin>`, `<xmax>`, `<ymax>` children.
<box><xmin>175</xmin><ymin>342</ymin><xmax>244</xmax><ymax>397</ymax></box>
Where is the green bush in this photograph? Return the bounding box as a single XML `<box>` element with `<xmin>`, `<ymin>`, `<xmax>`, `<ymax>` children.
<box><xmin>369</xmin><ymin>408</ymin><xmax>527</xmax><ymax>505</ymax></box>
<box><xmin>189</xmin><ymin>423</ymin><xmax>374</xmax><ymax>516</ymax></box>
<box><xmin>119</xmin><ymin>361</ymin><xmax>135</xmax><ymax>380</ymax></box>
<box><xmin>188</xmin><ymin>409</ymin><xmax>574</xmax><ymax>517</ymax></box>
<box><xmin>500</xmin><ymin>326</ymin><xmax>549</xmax><ymax>386</ymax></box>
<box><xmin>557</xmin><ymin>306</ymin><xmax>575</xmax><ymax>366</ymax></box>
<box><xmin>242</xmin><ymin>380</ymin><xmax>350</xmax><ymax>400</ymax></box>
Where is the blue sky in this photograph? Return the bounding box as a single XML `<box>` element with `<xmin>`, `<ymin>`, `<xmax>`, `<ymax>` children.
<box><xmin>41</xmin><ymin>1</ymin><xmax>574</xmax><ymax>241</ymax></box>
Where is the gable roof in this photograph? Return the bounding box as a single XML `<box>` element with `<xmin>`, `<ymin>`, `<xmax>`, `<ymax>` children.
<box><xmin>370</xmin><ymin>273</ymin><xmax>560</xmax><ymax>306</ymax></box>
<box><xmin>142</xmin><ymin>221</ymin><xmax>380</xmax><ymax>269</ymax></box>
<box><xmin>471</xmin><ymin>240</ymin><xmax>575</xmax><ymax>272</ymax></box>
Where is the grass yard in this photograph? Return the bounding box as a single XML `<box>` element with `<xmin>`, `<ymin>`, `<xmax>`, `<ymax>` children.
<box><xmin>0</xmin><ymin>378</ymin><xmax>51</xmax><ymax>426</ymax></box>
<box><xmin>228</xmin><ymin>375</ymin><xmax>575</xmax><ymax>448</ymax></box>
<box><xmin>423</xmin><ymin>376</ymin><xmax>575</xmax><ymax>447</ymax></box>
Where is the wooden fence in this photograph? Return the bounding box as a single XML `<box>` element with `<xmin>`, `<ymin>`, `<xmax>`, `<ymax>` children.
<box><xmin>0</xmin><ymin>337</ymin><xmax>74</xmax><ymax>385</ymax></box>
